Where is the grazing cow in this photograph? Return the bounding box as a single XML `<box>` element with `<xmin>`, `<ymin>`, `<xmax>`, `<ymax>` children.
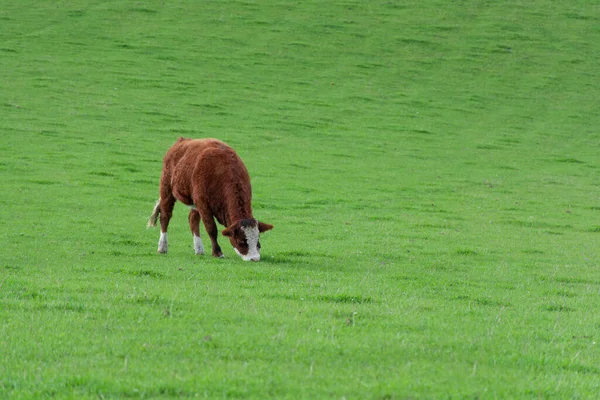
<box><xmin>147</xmin><ymin>138</ymin><xmax>273</xmax><ymax>261</ymax></box>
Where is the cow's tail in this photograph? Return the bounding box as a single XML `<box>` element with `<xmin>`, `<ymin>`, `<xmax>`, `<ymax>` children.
<box><xmin>147</xmin><ymin>198</ymin><xmax>161</xmax><ymax>228</ymax></box>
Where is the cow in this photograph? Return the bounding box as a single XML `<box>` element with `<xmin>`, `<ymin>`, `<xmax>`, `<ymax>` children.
<box><xmin>147</xmin><ymin>138</ymin><xmax>273</xmax><ymax>261</ymax></box>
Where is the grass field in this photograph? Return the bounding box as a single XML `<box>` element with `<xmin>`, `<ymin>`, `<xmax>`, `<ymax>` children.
<box><xmin>1</xmin><ymin>0</ymin><xmax>599</xmax><ymax>398</ymax></box>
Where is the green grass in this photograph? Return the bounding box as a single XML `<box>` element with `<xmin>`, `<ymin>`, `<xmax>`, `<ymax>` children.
<box><xmin>1</xmin><ymin>0</ymin><xmax>599</xmax><ymax>398</ymax></box>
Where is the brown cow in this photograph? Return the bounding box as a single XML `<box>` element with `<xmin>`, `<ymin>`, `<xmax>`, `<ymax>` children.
<box><xmin>147</xmin><ymin>138</ymin><xmax>273</xmax><ymax>261</ymax></box>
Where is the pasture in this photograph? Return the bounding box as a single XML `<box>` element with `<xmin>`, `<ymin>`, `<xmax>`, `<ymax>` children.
<box><xmin>1</xmin><ymin>0</ymin><xmax>599</xmax><ymax>398</ymax></box>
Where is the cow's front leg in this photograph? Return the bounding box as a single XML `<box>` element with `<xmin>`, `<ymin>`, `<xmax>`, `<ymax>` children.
<box><xmin>201</xmin><ymin>215</ymin><xmax>223</xmax><ymax>258</ymax></box>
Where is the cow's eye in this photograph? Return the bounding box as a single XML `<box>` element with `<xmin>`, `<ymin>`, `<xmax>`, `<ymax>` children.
<box><xmin>257</xmin><ymin>241</ymin><xmax>261</xmax><ymax>249</ymax></box>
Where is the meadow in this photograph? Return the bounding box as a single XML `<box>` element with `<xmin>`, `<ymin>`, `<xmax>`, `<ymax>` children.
<box><xmin>1</xmin><ymin>0</ymin><xmax>599</xmax><ymax>398</ymax></box>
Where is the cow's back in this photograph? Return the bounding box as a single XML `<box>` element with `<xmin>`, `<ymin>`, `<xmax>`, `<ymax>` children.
<box><xmin>164</xmin><ymin>138</ymin><xmax>250</xmax><ymax>207</ymax></box>
<box><xmin>165</xmin><ymin>138</ymin><xmax>228</xmax><ymax>169</ymax></box>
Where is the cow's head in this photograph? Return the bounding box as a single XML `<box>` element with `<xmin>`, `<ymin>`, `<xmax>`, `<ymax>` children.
<box><xmin>222</xmin><ymin>219</ymin><xmax>273</xmax><ymax>261</ymax></box>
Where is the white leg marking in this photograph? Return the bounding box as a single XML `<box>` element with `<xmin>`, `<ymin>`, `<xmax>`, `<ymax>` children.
<box><xmin>239</xmin><ymin>226</ymin><xmax>260</xmax><ymax>261</ymax></box>
<box><xmin>158</xmin><ymin>231</ymin><xmax>168</xmax><ymax>253</ymax></box>
<box><xmin>193</xmin><ymin>234</ymin><xmax>205</xmax><ymax>255</ymax></box>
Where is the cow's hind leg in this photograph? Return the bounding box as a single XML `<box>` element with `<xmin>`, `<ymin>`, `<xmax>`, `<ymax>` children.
<box><xmin>158</xmin><ymin>194</ymin><xmax>175</xmax><ymax>253</ymax></box>
<box><xmin>188</xmin><ymin>209</ymin><xmax>205</xmax><ymax>255</ymax></box>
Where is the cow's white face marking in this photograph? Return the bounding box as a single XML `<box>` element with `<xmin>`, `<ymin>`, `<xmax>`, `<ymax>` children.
<box><xmin>193</xmin><ymin>234</ymin><xmax>204</xmax><ymax>255</ymax></box>
<box><xmin>236</xmin><ymin>225</ymin><xmax>260</xmax><ymax>261</ymax></box>
<box><xmin>158</xmin><ymin>231</ymin><xmax>168</xmax><ymax>253</ymax></box>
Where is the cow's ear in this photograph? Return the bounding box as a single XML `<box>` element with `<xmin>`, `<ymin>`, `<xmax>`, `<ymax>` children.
<box><xmin>258</xmin><ymin>222</ymin><xmax>273</xmax><ymax>233</ymax></box>
<box><xmin>222</xmin><ymin>227</ymin><xmax>234</xmax><ymax>237</ymax></box>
